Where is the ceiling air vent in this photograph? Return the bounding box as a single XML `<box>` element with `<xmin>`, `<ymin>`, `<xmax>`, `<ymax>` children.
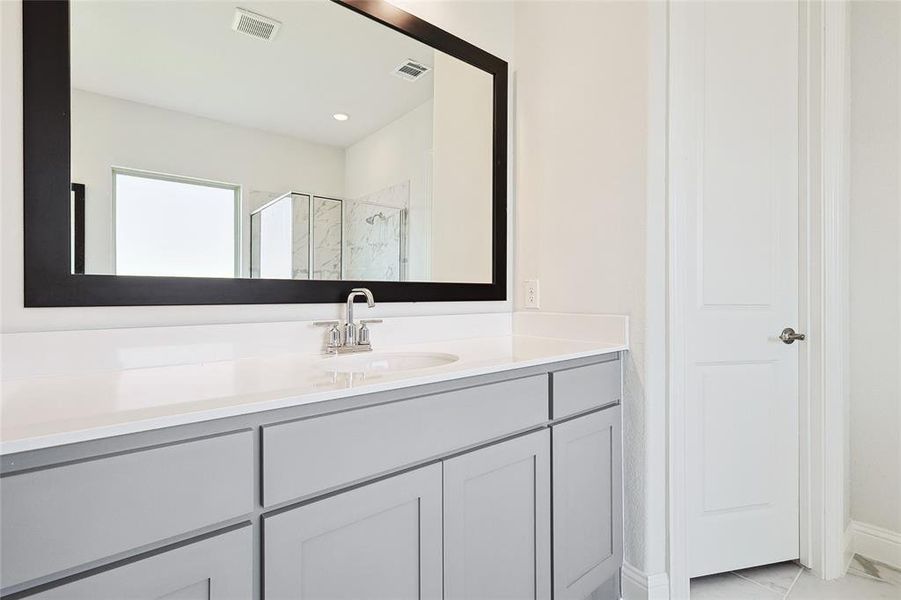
<box><xmin>392</xmin><ymin>59</ymin><xmax>431</xmax><ymax>82</ymax></box>
<box><xmin>232</xmin><ymin>8</ymin><xmax>281</xmax><ymax>42</ymax></box>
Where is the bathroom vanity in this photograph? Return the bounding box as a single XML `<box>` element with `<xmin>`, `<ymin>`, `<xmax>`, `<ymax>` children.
<box><xmin>9</xmin><ymin>0</ymin><xmax>624</xmax><ymax>596</ymax></box>
<box><xmin>0</xmin><ymin>341</ymin><xmax>624</xmax><ymax>600</ymax></box>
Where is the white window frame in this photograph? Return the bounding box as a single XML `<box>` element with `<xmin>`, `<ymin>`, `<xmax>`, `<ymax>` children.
<box><xmin>111</xmin><ymin>166</ymin><xmax>242</xmax><ymax>277</ymax></box>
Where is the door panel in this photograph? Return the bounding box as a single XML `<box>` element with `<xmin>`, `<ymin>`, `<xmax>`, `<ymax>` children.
<box><xmin>552</xmin><ymin>408</ymin><xmax>623</xmax><ymax>600</ymax></box>
<box><xmin>671</xmin><ymin>0</ymin><xmax>801</xmax><ymax>577</ymax></box>
<box><xmin>262</xmin><ymin>463</ymin><xmax>442</xmax><ymax>600</ymax></box>
<box><xmin>443</xmin><ymin>430</ymin><xmax>551</xmax><ymax>600</ymax></box>
<box><xmin>158</xmin><ymin>581</ymin><xmax>210</xmax><ymax>600</ymax></box>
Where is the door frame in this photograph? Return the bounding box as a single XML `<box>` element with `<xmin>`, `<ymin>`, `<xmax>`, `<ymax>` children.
<box><xmin>665</xmin><ymin>1</ymin><xmax>851</xmax><ymax>597</ymax></box>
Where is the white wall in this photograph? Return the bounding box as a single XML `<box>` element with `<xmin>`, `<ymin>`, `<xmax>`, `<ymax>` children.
<box><xmin>0</xmin><ymin>0</ymin><xmax>514</xmax><ymax>333</ymax></box>
<box><xmin>345</xmin><ymin>100</ymin><xmax>434</xmax><ymax>281</ymax></box>
<box><xmin>431</xmin><ymin>52</ymin><xmax>494</xmax><ymax>283</ymax></box>
<box><xmin>514</xmin><ymin>0</ymin><xmax>666</xmax><ymax>585</ymax></box>
<box><xmin>71</xmin><ymin>89</ymin><xmax>346</xmax><ymax>276</ymax></box>
<box><xmin>345</xmin><ymin>49</ymin><xmax>496</xmax><ymax>286</ymax></box>
<box><xmin>849</xmin><ymin>1</ymin><xmax>901</xmax><ymax>536</ymax></box>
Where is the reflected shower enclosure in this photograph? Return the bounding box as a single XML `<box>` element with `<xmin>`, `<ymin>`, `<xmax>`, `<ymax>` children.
<box><xmin>250</xmin><ymin>191</ymin><xmax>408</xmax><ymax>282</ymax></box>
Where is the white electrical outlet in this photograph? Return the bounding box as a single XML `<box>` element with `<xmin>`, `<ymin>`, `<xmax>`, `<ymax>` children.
<box><xmin>524</xmin><ymin>279</ymin><xmax>540</xmax><ymax>309</ymax></box>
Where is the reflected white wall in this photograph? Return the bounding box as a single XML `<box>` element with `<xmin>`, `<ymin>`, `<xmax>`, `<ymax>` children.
<box><xmin>345</xmin><ymin>100</ymin><xmax>433</xmax><ymax>281</ymax></box>
<box><xmin>70</xmin><ymin>89</ymin><xmax>345</xmax><ymax>276</ymax></box>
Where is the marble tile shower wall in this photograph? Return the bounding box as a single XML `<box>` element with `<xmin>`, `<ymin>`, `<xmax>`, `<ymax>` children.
<box><xmin>343</xmin><ymin>181</ymin><xmax>409</xmax><ymax>281</ymax></box>
<box><xmin>290</xmin><ymin>194</ymin><xmax>311</xmax><ymax>280</ymax></box>
<box><xmin>250</xmin><ymin>183</ymin><xmax>409</xmax><ymax>281</ymax></box>
<box><xmin>312</xmin><ymin>197</ymin><xmax>342</xmax><ymax>280</ymax></box>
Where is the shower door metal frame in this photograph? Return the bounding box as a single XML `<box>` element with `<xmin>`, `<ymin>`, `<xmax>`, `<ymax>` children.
<box><xmin>249</xmin><ymin>192</ymin><xmax>345</xmax><ymax>282</ymax></box>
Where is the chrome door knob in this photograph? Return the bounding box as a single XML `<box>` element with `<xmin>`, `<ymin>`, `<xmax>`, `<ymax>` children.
<box><xmin>779</xmin><ymin>327</ymin><xmax>806</xmax><ymax>344</ymax></box>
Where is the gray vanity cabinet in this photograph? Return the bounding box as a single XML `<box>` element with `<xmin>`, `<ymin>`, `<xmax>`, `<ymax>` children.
<box><xmin>552</xmin><ymin>407</ymin><xmax>623</xmax><ymax>599</ymax></box>
<box><xmin>1</xmin><ymin>355</ymin><xmax>625</xmax><ymax>600</ymax></box>
<box><xmin>443</xmin><ymin>430</ymin><xmax>552</xmax><ymax>600</ymax></box>
<box><xmin>25</xmin><ymin>525</ymin><xmax>253</xmax><ymax>600</ymax></box>
<box><xmin>262</xmin><ymin>463</ymin><xmax>443</xmax><ymax>600</ymax></box>
<box><xmin>0</xmin><ymin>430</ymin><xmax>254</xmax><ymax>591</ymax></box>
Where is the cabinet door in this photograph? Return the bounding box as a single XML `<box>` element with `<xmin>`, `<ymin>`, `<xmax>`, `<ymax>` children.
<box><xmin>26</xmin><ymin>525</ymin><xmax>252</xmax><ymax>599</ymax></box>
<box><xmin>552</xmin><ymin>407</ymin><xmax>623</xmax><ymax>600</ymax></box>
<box><xmin>443</xmin><ymin>430</ymin><xmax>551</xmax><ymax>600</ymax></box>
<box><xmin>263</xmin><ymin>463</ymin><xmax>442</xmax><ymax>600</ymax></box>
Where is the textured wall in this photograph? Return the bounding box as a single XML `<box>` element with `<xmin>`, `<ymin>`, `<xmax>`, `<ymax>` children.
<box><xmin>514</xmin><ymin>0</ymin><xmax>664</xmax><ymax>579</ymax></box>
<box><xmin>849</xmin><ymin>1</ymin><xmax>901</xmax><ymax>535</ymax></box>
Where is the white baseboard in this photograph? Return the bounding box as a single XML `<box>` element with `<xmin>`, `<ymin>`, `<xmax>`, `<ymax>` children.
<box><xmin>851</xmin><ymin>520</ymin><xmax>901</xmax><ymax>570</ymax></box>
<box><xmin>621</xmin><ymin>563</ymin><xmax>670</xmax><ymax>600</ymax></box>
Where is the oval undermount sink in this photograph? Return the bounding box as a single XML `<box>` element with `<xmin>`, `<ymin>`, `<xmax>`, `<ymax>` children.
<box><xmin>319</xmin><ymin>351</ymin><xmax>459</xmax><ymax>375</ymax></box>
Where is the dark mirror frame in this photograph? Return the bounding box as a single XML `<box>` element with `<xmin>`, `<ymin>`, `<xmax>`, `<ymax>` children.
<box><xmin>23</xmin><ymin>0</ymin><xmax>507</xmax><ymax>307</ymax></box>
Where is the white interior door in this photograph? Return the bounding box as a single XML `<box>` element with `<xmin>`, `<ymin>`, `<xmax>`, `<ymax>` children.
<box><xmin>670</xmin><ymin>1</ymin><xmax>801</xmax><ymax>577</ymax></box>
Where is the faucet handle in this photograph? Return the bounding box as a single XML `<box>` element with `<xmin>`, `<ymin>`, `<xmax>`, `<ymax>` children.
<box><xmin>313</xmin><ymin>321</ymin><xmax>342</xmax><ymax>351</ymax></box>
<box><xmin>358</xmin><ymin>320</ymin><xmax>381</xmax><ymax>347</ymax></box>
<box><xmin>358</xmin><ymin>320</ymin><xmax>382</xmax><ymax>346</ymax></box>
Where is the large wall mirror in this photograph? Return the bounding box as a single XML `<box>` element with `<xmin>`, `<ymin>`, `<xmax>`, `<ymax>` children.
<box><xmin>23</xmin><ymin>0</ymin><xmax>507</xmax><ymax>306</ymax></box>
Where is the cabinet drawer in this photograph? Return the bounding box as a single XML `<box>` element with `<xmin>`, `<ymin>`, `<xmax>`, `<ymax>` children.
<box><xmin>1</xmin><ymin>430</ymin><xmax>253</xmax><ymax>591</ymax></box>
<box><xmin>22</xmin><ymin>525</ymin><xmax>252</xmax><ymax>599</ymax></box>
<box><xmin>551</xmin><ymin>358</ymin><xmax>621</xmax><ymax>419</ymax></box>
<box><xmin>262</xmin><ymin>375</ymin><xmax>547</xmax><ymax>506</ymax></box>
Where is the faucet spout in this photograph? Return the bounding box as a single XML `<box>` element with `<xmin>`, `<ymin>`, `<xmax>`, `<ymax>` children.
<box><xmin>354</xmin><ymin>287</ymin><xmax>375</xmax><ymax>308</ymax></box>
<box><xmin>344</xmin><ymin>288</ymin><xmax>375</xmax><ymax>348</ymax></box>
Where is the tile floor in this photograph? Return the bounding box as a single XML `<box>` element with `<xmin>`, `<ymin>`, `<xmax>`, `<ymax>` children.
<box><xmin>690</xmin><ymin>555</ymin><xmax>901</xmax><ymax>599</ymax></box>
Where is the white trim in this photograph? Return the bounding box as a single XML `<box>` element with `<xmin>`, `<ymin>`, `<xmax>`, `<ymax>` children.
<box><xmin>797</xmin><ymin>0</ymin><xmax>817</xmax><ymax>570</ymax></box>
<box><xmin>644</xmin><ymin>0</ymin><xmax>670</xmax><ymax>590</ymax></box>
<box><xmin>851</xmin><ymin>521</ymin><xmax>901</xmax><ymax>570</ymax></box>
<box><xmin>622</xmin><ymin>563</ymin><xmax>671</xmax><ymax>600</ymax></box>
<box><xmin>797</xmin><ymin>0</ymin><xmax>853</xmax><ymax>580</ymax></box>
<box><xmin>665</xmin><ymin>1</ymin><xmax>692</xmax><ymax>595</ymax></box>
<box><xmin>810</xmin><ymin>0</ymin><xmax>852</xmax><ymax>580</ymax></box>
<box><xmin>843</xmin><ymin>522</ymin><xmax>855</xmax><ymax>574</ymax></box>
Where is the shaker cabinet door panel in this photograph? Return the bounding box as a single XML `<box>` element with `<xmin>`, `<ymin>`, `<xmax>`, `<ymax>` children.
<box><xmin>263</xmin><ymin>463</ymin><xmax>442</xmax><ymax>600</ymax></box>
<box><xmin>443</xmin><ymin>430</ymin><xmax>552</xmax><ymax>600</ymax></box>
<box><xmin>552</xmin><ymin>407</ymin><xmax>623</xmax><ymax>600</ymax></box>
<box><xmin>25</xmin><ymin>525</ymin><xmax>252</xmax><ymax>600</ymax></box>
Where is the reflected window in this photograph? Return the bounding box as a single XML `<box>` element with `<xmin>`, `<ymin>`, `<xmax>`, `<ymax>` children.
<box><xmin>113</xmin><ymin>169</ymin><xmax>240</xmax><ymax>278</ymax></box>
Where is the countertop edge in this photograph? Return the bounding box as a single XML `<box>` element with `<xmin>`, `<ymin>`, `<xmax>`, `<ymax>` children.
<box><xmin>0</xmin><ymin>343</ymin><xmax>626</xmax><ymax>456</ymax></box>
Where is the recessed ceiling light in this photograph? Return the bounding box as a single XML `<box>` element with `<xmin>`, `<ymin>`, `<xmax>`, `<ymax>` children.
<box><xmin>333</xmin><ymin>113</ymin><xmax>349</xmax><ymax>122</ymax></box>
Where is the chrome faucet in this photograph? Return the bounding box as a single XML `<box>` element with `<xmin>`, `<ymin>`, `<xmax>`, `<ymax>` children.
<box><xmin>314</xmin><ymin>288</ymin><xmax>381</xmax><ymax>354</ymax></box>
<box><xmin>344</xmin><ymin>288</ymin><xmax>373</xmax><ymax>346</ymax></box>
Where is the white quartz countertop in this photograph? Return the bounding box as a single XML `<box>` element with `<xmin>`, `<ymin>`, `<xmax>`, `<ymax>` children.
<box><xmin>1</xmin><ymin>335</ymin><xmax>626</xmax><ymax>455</ymax></box>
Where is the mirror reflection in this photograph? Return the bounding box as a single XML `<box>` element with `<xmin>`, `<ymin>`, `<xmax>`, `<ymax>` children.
<box><xmin>70</xmin><ymin>0</ymin><xmax>494</xmax><ymax>283</ymax></box>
